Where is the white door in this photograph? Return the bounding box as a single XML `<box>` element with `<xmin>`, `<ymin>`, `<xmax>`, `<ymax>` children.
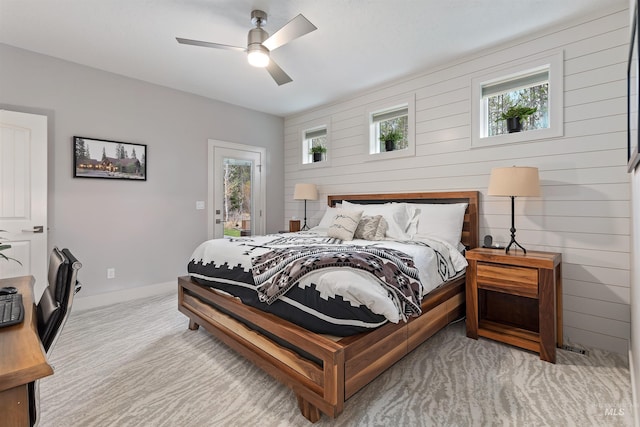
<box><xmin>0</xmin><ymin>110</ymin><xmax>48</xmax><ymax>298</ymax></box>
<box><xmin>208</xmin><ymin>140</ymin><xmax>265</xmax><ymax>239</ymax></box>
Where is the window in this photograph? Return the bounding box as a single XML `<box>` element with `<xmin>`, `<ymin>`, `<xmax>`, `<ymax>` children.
<box><xmin>472</xmin><ymin>51</ymin><xmax>563</xmax><ymax>147</ymax></box>
<box><xmin>302</xmin><ymin>125</ymin><xmax>328</xmax><ymax>165</ymax></box>
<box><xmin>366</xmin><ymin>94</ymin><xmax>415</xmax><ymax>159</ymax></box>
<box><xmin>371</xmin><ymin>106</ymin><xmax>409</xmax><ymax>153</ymax></box>
<box><xmin>483</xmin><ymin>70</ymin><xmax>549</xmax><ymax>136</ymax></box>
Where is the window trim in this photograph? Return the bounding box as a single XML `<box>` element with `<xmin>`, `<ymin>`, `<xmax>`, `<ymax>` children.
<box><xmin>365</xmin><ymin>94</ymin><xmax>415</xmax><ymax>161</ymax></box>
<box><xmin>471</xmin><ymin>50</ymin><xmax>564</xmax><ymax>148</ymax></box>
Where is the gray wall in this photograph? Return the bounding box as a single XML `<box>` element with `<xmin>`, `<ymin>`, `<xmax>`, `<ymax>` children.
<box><xmin>0</xmin><ymin>43</ymin><xmax>284</xmax><ymax>297</ymax></box>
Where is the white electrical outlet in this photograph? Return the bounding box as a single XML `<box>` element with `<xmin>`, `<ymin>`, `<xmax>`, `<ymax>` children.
<box><xmin>107</xmin><ymin>268</ymin><xmax>115</xmax><ymax>279</ymax></box>
<box><xmin>196</xmin><ymin>200</ymin><xmax>205</xmax><ymax>210</ymax></box>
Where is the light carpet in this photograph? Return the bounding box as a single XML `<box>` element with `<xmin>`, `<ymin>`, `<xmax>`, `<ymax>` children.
<box><xmin>39</xmin><ymin>292</ymin><xmax>634</xmax><ymax>426</ymax></box>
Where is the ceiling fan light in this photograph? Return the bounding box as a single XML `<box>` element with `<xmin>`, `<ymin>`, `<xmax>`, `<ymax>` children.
<box><xmin>247</xmin><ymin>45</ymin><xmax>270</xmax><ymax>68</ymax></box>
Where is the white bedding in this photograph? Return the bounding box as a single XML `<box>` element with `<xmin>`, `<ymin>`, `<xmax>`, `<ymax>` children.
<box><xmin>190</xmin><ymin>230</ymin><xmax>467</xmax><ymax>324</ymax></box>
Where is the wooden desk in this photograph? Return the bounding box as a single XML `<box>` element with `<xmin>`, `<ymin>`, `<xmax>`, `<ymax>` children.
<box><xmin>0</xmin><ymin>276</ymin><xmax>52</xmax><ymax>427</ymax></box>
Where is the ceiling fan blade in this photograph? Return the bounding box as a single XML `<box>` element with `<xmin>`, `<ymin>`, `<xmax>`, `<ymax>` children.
<box><xmin>266</xmin><ymin>60</ymin><xmax>293</xmax><ymax>86</ymax></box>
<box><xmin>176</xmin><ymin>37</ymin><xmax>246</xmax><ymax>52</ymax></box>
<box><xmin>262</xmin><ymin>14</ymin><xmax>317</xmax><ymax>51</ymax></box>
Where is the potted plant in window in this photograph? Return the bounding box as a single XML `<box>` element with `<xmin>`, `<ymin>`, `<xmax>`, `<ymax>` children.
<box><xmin>379</xmin><ymin>129</ymin><xmax>403</xmax><ymax>152</ymax></box>
<box><xmin>0</xmin><ymin>231</ymin><xmax>22</xmax><ymax>265</ymax></box>
<box><xmin>309</xmin><ymin>145</ymin><xmax>327</xmax><ymax>162</ymax></box>
<box><xmin>498</xmin><ymin>105</ymin><xmax>537</xmax><ymax>133</ymax></box>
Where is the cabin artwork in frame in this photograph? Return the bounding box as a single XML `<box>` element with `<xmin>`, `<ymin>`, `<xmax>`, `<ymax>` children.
<box><xmin>73</xmin><ymin>136</ymin><xmax>147</xmax><ymax>180</ymax></box>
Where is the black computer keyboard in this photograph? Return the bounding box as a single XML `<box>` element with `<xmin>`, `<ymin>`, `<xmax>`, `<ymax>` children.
<box><xmin>0</xmin><ymin>293</ymin><xmax>24</xmax><ymax>328</ymax></box>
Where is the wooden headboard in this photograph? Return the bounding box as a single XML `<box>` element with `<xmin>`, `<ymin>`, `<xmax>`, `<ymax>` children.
<box><xmin>327</xmin><ymin>191</ymin><xmax>479</xmax><ymax>250</ymax></box>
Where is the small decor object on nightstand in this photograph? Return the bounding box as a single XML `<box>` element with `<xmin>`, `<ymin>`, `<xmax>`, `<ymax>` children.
<box><xmin>488</xmin><ymin>166</ymin><xmax>540</xmax><ymax>254</ymax></box>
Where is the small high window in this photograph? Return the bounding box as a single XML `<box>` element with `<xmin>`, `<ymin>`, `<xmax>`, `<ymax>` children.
<box><xmin>471</xmin><ymin>51</ymin><xmax>563</xmax><ymax>148</ymax></box>
<box><xmin>370</xmin><ymin>106</ymin><xmax>409</xmax><ymax>154</ymax></box>
<box><xmin>482</xmin><ymin>69</ymin><xmax>549</xmax><ymax>136</ymax></box>
<box><xmin>365</xmin><ymin>94</ymin><xmax>415</xmax><ymax>160</ymax></box>
<box><xmin>302</xmin><ymin>126</ymin><xmax>327</xmax><ymax>164</ymax></box>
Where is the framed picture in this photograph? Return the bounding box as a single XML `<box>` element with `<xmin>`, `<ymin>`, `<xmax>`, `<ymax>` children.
<box><xmin>628</xmin><ymin>0</ymin><xmax>640</xmax><ymax>173</ymax></box>
<box><xmin>73</xmin><ymin>136</ymin><xmax>147</xmax><ymax>180</ymax></box>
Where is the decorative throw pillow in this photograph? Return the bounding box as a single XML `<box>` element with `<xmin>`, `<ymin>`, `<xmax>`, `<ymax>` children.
<box><xmin>327</xmin><ymin>209</ymin><xmax>363</xmax><ymax>241</ymax></box>
<box><xmin>354</xmin><ymin>215</ymin><xmax>383</xmax><ymax>240</ymax></box>
<box><xmin>375</xmin><ymin>217</ymin><xmax>389</xmax><ymax>240</ymax></box>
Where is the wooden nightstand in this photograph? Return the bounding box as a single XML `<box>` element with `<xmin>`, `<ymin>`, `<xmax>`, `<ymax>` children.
<box><xmin>465</xmin><ymin>248</ymin><xmax>562</xmax><ymax>363</ymax></box>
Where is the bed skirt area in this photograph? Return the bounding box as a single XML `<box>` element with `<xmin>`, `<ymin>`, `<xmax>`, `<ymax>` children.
<box><xmin>178</xmin><ymin>274</ymin><xmax>465</xmax><ymax>422</ymax></box>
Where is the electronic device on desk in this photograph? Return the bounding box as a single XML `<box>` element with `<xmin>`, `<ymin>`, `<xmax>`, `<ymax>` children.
<box><xmin>0</xmin><ymin>286</ymin><xmax>24</xmax><ymax>328</ymax></box>
<box><xmin>482</xmin><ymin>235</ymin><xmax>505</xmax><ymax>250</ymax></box>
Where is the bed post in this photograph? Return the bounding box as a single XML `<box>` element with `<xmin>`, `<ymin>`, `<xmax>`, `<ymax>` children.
<box><xmin>297</xmin><ymin>395</ymin><xmax>321</xmax><ymax>423</ymax></box>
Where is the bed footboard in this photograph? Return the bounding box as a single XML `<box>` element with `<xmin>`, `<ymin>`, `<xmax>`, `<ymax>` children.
<box><xmin>178</xmin><ymin>275</ymin><xmax>464</xmax><ymax>422</ymax></box>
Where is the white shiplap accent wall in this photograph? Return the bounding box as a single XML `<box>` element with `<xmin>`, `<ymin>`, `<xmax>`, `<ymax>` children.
<box><xmin>284</xmin><ymin>6</ymin><xmax>631</xmax><ymax>354</ymax></box>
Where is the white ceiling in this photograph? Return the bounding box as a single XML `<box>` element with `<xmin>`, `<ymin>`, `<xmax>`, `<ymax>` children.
<box><xmin>0</xmin><ymin>0</ymin><xmax>626</xmax><ymax>117</ymax></box>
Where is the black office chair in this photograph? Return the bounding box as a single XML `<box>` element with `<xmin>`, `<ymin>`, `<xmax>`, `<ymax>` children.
<box><xmin>37</xmin><ymin>248</ymin><xmax>82</xmax><ymax>352</ymax></box>
<box><xmin>29</xmin><ymin>247</ymin><xmax>82</xmax><ymax>426</ymax></box>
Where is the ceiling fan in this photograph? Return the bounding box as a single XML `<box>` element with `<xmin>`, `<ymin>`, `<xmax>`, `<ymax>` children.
<box><xmin>176</xmin><ymin>10</ymin><xmax>317</xmax><ymax>86</ymax></box>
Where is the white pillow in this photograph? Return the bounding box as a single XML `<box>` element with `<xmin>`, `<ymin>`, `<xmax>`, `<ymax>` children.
<box><xmin>341</xmin><ymin>201</ymin><xmax>410</xmax><ymax>240</ymax></box>
<box><xmin>317</xmin><ymin>206</ymin><xmax>340</xmax><ymax>229</ymax></box>
<box><xmin>412</xmin><ymin>203</ymin><xmax>468</xmax><ymax>247</ymax></box>
<box><xmin>327</xmin><ymin>209</ymin><xmax>363</xmax><ymax>241</ymax></box>
<box><xmin>395</xmin><ymin>202</ymin><xmax>420</xmax><ymax>236</ymax></box>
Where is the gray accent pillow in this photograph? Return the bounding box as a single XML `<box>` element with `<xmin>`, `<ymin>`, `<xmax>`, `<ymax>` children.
<box><xmin>327</xmin><ymin>209</ymin><xmax>363</xmax><ymax>241</ymax></box>
<box><xmin>355</xmin><ymin>215</ymin><xmax>385</xmax><ymax>240</ymax></box>
<box><xmin>376</xmin><ymin>217</ymin><xmax>389</xmax><ymax>240</ymax></box>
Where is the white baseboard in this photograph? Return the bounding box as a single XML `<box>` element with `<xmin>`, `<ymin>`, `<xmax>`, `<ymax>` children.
<box><xmin>72</xmin><ymin>281</ymin><xmax>176</xmax><ymax>312</ymax></box>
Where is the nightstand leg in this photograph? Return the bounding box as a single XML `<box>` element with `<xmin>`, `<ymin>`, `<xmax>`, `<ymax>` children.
<box><xmin>466</xmin><ymin>259</ymin><xmax>478</xmax><ymax>339</ymax></box>
<box><xmin>539</xmin><ymin>268</ymin><xmax>556</xmax><ymax>363</ymax></box>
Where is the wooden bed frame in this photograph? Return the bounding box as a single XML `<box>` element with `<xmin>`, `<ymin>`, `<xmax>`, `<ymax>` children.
<box><xmin>178</xmin><ymin>191</ymin><xmax>479</xmax><ymax>422</ymax></box>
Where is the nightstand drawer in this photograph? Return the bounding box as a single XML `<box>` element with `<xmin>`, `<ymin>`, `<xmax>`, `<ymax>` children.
<box><xmin>476</xmin><ymin>262</ymin><xmax>538</xmax><ymax>298</ymax></box>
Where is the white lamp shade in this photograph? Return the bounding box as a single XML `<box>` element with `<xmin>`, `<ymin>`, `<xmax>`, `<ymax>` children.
<box><xmin>293</xmin><ymin>183</ymin><xmax>318</xmax><ymax>200</ymax></box>
<box><xmin>488</xmin><ymin>166</ymin><xmax>541</xmax><ymax>197</ymax></box>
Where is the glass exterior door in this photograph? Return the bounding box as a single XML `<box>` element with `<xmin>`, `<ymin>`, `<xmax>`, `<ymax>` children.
<box><xmin>221</xmin><ymin>157</ymin><xmax>253</xmax><ymax>237</ymax></box>
<box><xmin>209</xmin><ymin>141</ymin><xmax>264</xmax><ymax>239</ymax></box>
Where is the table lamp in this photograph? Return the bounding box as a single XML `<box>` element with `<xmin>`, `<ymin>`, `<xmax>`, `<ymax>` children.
<box><xmin>488</xmin><ymin>166</ymin><xmax>540</xmax><ymax>254</ymax></box>
<box><xmin>293</xmin><ymin>183</ymin><xmax>318</xmax><ymax>230</ymax></box>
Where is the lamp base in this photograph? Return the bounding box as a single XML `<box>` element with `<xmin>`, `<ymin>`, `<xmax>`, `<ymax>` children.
<box><xmin>301</xmin><ymin>200</ymin><xmax>309</xmax><ymax>231</ymax></box>
<box><xmin>505</xmin><ymin>196</ymin><xmax>527</xmax><ymax>254</ymax></box>
<box><xmin>504</xmin><ymin>237</ymin><xmax>527</xmax><ymax>254</ymax></box>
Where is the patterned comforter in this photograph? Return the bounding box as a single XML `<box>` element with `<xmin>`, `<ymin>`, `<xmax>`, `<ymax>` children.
<box><xmin>188</xmin><ymin>231</ymin><xmax>467</xmax><ymax>336</ymax></box>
